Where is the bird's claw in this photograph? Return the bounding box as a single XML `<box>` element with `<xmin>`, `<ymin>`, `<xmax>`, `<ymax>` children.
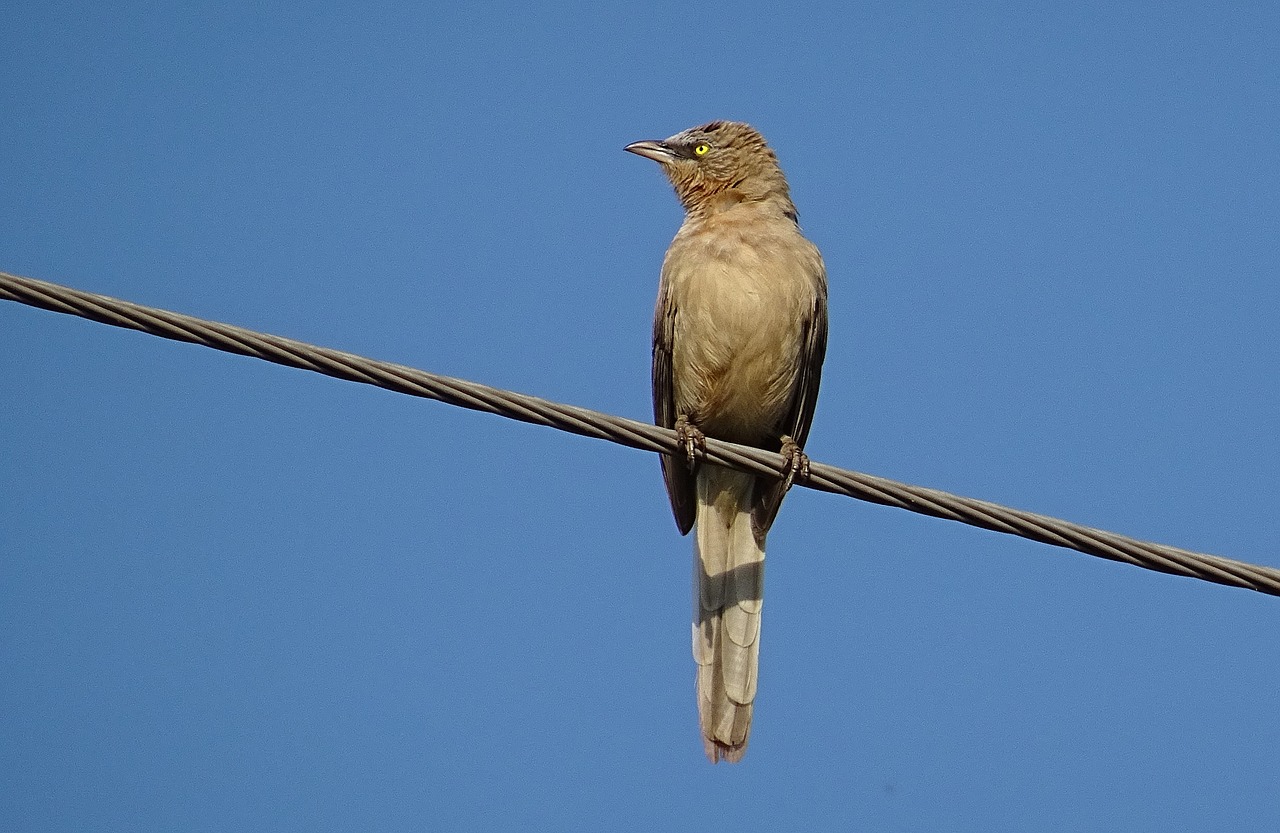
<box><xmin>779</xmin><ymin>435</ymin><xmax>810</xmax><ymax>492</ymax></box>
<box><xmin>674</xmin><ymin>415</ymin><xmax>706</xmax><ymax>472</ymax></box>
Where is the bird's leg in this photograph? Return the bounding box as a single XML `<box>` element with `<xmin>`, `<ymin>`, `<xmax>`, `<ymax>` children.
<box><xmin>778</xmin><ymin>435</ymin><xmax>810</xmax><ymax>492</ymax></box>
<box><xmin>674</xmin><ymin>414</ymin><xmax>706</xmax><ymax>473</ymax></box>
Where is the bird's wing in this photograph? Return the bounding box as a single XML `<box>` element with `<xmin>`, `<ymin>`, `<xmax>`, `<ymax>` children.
<box><xmin>753</xmin><ymin>262</ymin><xmax>828</xmax><ymax>533</ymax></box>
<box><xmin>785</xmin><ymin>275</ymin><xmax>828</xmax><ymax>451</ymax></box>
<box><xmin>653</xmin><ymin>269</ymin><xmax>696</xmax><ymax>535</ymax></box>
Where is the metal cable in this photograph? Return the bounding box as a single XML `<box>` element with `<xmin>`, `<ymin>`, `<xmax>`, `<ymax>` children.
<box><xmin>4</xmin><ymin>270</ymin><xmax>1278</xmax><ymax>597</ymax></box>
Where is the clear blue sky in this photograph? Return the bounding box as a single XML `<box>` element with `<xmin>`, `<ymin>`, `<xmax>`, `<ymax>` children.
<box><xmin>3</xmin><ymin>2</ymin><xmax>1278</xmax><ymax>830</ymax></box>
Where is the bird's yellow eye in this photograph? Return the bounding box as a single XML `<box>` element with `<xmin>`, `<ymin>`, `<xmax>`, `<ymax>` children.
<box><xmin>694</xmin><ymin>143</ymin><xmax>710</xmax><ymax>156</ymax></box>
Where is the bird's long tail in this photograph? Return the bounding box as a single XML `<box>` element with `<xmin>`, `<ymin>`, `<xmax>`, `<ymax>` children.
<box><xmin>693</xmin><ymin>464</ymin><xmax>765</xmax><ymax>764</ymax></box>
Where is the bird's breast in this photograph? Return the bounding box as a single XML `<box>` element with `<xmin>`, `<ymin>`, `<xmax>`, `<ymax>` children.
<box><xmin>662</xmin><ymin>215</ymin><xmax>820</xmax><ymax>444</ymax></box>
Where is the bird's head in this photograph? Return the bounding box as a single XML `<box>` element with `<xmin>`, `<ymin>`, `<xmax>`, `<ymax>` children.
<box><xmin>625</xmin><ymin>121</ymin><xmax>794</xmax><ymax>217</ymax></box>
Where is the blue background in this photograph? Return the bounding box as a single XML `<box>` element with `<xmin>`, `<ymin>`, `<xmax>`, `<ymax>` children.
<box><xmin>3</xmin><ymin>2</ymin><xmax>1278</xmax><ymax>830</ymax></box>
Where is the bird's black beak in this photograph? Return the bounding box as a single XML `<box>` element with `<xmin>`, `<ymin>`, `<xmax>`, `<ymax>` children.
<box><xmin>625</xmin><ymin>140</ymin><xmax>678</xmax><ymax>163</ymax></box>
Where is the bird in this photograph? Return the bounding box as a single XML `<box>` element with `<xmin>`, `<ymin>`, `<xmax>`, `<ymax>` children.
<box><xmin>625</xmin><ymin>121</ymin><xmax>828</xmax><ymax>763</ymax></box>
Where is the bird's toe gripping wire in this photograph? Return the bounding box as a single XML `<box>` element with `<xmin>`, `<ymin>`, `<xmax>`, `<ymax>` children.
<box><xmin>674</xmin><ymin>415</ymin><xmax>707</xmax><ymax>473</ymax></box>
<box><xmin>779</xmin><ymin>435</ymin><xmax>810</xmax><ymax>492</ymax></box>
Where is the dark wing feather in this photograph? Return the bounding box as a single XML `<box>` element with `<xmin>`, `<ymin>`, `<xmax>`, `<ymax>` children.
<box><xmin>653</xmin><ymin>272</ymin><xmax>696</xmax><ymax>535</ymax></box>
<box><xmin>753</xmin><ymin>278</ymin><xmax>828</xmax><ymax>533</ymax></box>
<box><xmin>784</xmin><ymin>285</ymin><xmax>828</xmax><ymax>450</ymax></box>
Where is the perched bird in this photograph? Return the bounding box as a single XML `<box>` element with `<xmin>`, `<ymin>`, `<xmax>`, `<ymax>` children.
<box><xmin>626</xmin><ymin>121</ymin><xmax>828</xmax><ymax>763</ymax></box>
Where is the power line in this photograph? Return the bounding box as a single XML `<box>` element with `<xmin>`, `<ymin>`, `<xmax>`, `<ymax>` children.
<box><xmin>4</xmin><ymin>270</ymin><xmax>1278</xmax><ymax>597</ymax></box>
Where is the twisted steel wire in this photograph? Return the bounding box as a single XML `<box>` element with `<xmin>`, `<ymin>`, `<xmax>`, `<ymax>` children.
<box><xmin>4</xmin><ymin>270</ymin><xmax>1278</xmax><ymax>597</ymax></box>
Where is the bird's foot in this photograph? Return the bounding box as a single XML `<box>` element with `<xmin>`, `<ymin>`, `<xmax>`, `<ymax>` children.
<box><xmin>779</xmin><ymin>435</ymin><xmax>810</xmax><ymax>492</ymax></box>
<box><xmin>674</xmin><ymin>415</ymin><xmax>706</xmax><ymax>472</ymax></box>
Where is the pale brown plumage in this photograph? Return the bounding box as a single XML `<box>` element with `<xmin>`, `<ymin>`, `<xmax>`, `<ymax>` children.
<box><xmin>626</xmin><ymin>121</ymin><xmax>828</xmax><ymax>763</ymax></box>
